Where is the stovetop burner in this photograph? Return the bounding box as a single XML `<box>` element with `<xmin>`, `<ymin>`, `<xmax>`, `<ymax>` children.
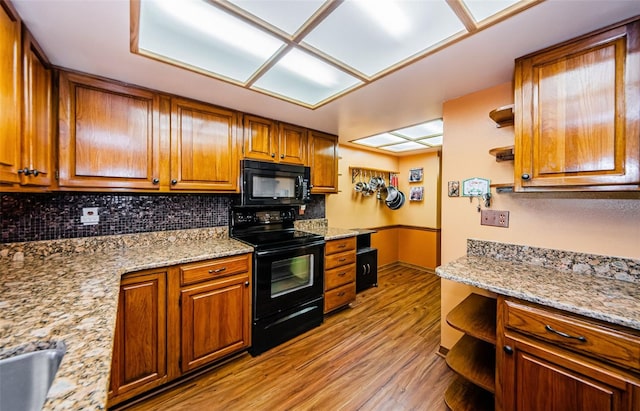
<box><xmin>229</xmin><ymin>206</ymin><xmax>324</xmax><ymax>250</ymax></box>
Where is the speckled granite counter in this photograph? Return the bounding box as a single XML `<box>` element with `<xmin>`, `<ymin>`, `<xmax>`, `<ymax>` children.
<box><xmin>0</xmin><ymin>228</ymin><xmax>253</xmax><ymax>410</ymax></box>
<box><xmin>436</xmin><ymin>239</ymin><xmax>640</xmax><ymax>331</ymax></box>
<box><xmin>294</xmin><ymin>219</ymin><xmax>358</xmax><ymax>240</ymax></box>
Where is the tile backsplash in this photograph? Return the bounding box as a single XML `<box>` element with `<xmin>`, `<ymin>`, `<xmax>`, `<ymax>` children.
<box><xmin>0</xmin><ymin>193</ymin><xmax>325</xmax><ymax>243</ymax></box>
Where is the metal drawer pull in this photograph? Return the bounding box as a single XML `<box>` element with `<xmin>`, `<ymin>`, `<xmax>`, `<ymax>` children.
<box><xmin>544</xmin><ymin>324</ymin><xmax>587</xmax><ymax>342</ymax></box>
<box><xmin>338</xmin><ymin>272</ymin><xmax>346</xmax><ymax>277</ymax></box>
<box><xmin>208</xmin><ymin>267</ymin><xmax>227</xmax><ymax>274</ymax></box>
<box><xmin>337</xmin><ymin>292</ymin><xmax>345</xmax><ymax>297</ymax></box>
<box><xmin>338</xmin><ymin>244</ymin><xmax>346</xmax><ymax>248</ymax></box>
<box><xmin>338</xmin><ymin>258</ymin><xmax>346</xmax><ymax>262</ymax></box>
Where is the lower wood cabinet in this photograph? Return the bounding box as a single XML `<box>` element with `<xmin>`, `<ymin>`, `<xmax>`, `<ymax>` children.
<box><xmin>497</xmin><ymin>296</ymin><xmax>640</xmax><ymax>411</ymax></box>
<box><xmin>179</xmin><ymin>263</ymin><xmax>251</xmax><ymax>373</ymax></box>
<box><xmin>108</xmin><ymin>253</ymin><xmax>252</xmax><ymax>407</ymax></box>
<box><xmin>109</xmin><ymin>269</ymin><xmax>167</xmax><ymax>406</ymax></box>
<box><xmin>324</xmin><ymin>237</ymin><xmax>356</xmax><ymax>313</ymax></box>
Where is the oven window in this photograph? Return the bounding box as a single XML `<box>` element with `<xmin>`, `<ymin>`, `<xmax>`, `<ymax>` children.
<box><xmin>271</xmin><ymin>254</ymin><xmax>313</xmax><ymax>297</ymax></box>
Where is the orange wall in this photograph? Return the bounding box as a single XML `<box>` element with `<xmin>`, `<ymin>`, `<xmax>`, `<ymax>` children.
<box><xmin>326</xmin><ymin>146</ymin><xmax>442</xmax><ymax>270</ymax></box>
<box><xmin>440</xmin><ymin>82</ymin><xmax>640</xmax><ymax>348</ymax></box>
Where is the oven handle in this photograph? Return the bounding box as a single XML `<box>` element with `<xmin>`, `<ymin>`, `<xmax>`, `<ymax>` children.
<box><xmin>255</xmin><ymin>240</ymin><xmax>325</xmax><ymax>257</ymax></box>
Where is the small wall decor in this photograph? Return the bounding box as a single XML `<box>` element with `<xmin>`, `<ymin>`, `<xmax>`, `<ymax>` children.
<box><xmin>461</xmin><ymin>177</ymin><xmax>490</xmax><ymax>197</ymax></box>
<box><xmin>409</xmin><ymin>168</ymin><xmax>423</xmax><ymax>182</ymax></box>
<box><xmin>448</xmin><ymin>181</ymin><xmax>460</xmax><ymax>197</ymax></box>
<box><xmin>410</xmin><ymin>186</ymin><xmax>424</xmax><ymax>201</ymax></box>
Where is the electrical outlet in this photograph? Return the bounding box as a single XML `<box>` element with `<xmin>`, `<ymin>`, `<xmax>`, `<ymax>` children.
<box><xmin>481</xmin><ymin>210</ymin><xmax>509</xmax><ymax>228</ymax></box>
<box><xmin>81</xmin><ymin>207</ymin><xmax>100</xmax><ymax>225</ymax></box>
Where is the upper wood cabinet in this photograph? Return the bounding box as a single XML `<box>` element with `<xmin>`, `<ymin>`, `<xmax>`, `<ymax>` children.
<box><xmin>170</xmin><ymin>97</ymin><xmax>239</xmax><ymax>191</ymax></box>
<box><xmin>0</xmin><ymin>0</ymin><xmax>22</xmax><ymax>185</ymax></box>
<box><xmin>308</xmin><ymin>130</ymin><xmax>338</xmax><ymax>193</ymax></box>
<box><xmin>58</xmin><ymin>71</ymin><xmax>162</xmax><ymax>190</ymax></box>
<box><xmin>20</xmin><ymin>28</ymin><xmax>54</xmax><ymax>187</ymax></box>
<box><xmin>243</xmin><ymin>116</ymin><xmax>307</xmax><ymax>165</ymax></box>
<box><xmin>514</xmin><ymin>18</ymin><xmax>640</xmax><ymax>191</ymax></box>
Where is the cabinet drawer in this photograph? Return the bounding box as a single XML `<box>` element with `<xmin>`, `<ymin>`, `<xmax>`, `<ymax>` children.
<box><xmin>325</xmin><ymin>250</ymin><xmax>356</xmax><ymax>270</ymax></box>
<box><xmin>504</xmin><ymin>299</ymin><xmax>640</xmax><ymax>371</ymax></box>
<box><xmin>324</xmin><ymin>282</ymin><xmax>355</xmax><ymax>313</ymax></box>
<box><xmin>325</xmin><ymin>237</ymin><xmax>356</xmax><ymax>255</ymax></box>
<box><xmin>325</xmin><ymin>264</ymin><xmax>356</xmax><ymax>290</ymax></box>
<box><xmin>180</xmin><ymin>254</ymin><xmax>250</xmax><ymax>286</ymax></box>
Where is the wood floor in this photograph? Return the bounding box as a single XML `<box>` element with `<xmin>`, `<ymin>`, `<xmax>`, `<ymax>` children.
<box><xmin>123</xmin><ymin>264</ymin><xmax>454</xmax><ymax>411</ymax></box>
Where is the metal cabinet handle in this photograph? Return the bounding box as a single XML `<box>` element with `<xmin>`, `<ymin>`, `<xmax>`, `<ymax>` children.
<box><xmin>18</xmin><ymin>168</ymin><xmax>31</xmax><ymax>175</ymax></box>
<box><xmin>521</xmin><ymin>173</ymin><xmax>531</xmax><ymax>180</ymax></box>
<box><xmin>32</xmin><ymin>169</ymin><xmax>39</xmax><ymax>176</ymax></box>
<box><xmin>244</xmin><ymin>281</ymin><xmax>249</xmax><ymax>287</ymax></box>
<box><xmin>503</xmin><ymin>345</ymin><xmax>513</xmax><ymax>354</ymax></box>
<box><xmin>171</xmin><ymin>179</ymin><xmax>178</xmax><ymax>185</ymax></box>
<box><xmin>337</xmin><ymin>292</ymin><xmax>345</xmax><ymax>297</ymax></box>
<box><xmin>280</xmin><ymin>154</ymin><xmax>284</xmax><ymax>159</ymax></box>
<box><xmin>208</xmin><ymin>267</ymin><xmax>227</xmax><ymax>274</ymax></box>
<box><xmin>338</xmin><ymin>272</ymin><xmax>346</xmax><ymax>277</ymax></box>
<box><xmin>152</xmin><ymin>178</ymin><xmax>159</xmax><ymax>184</ymax></box>
<box><xmin>545</xmin><ymin>324</ymin><xmax>587</xmax><ymax>342</ymax></box>
<box><xmin>271</xmin><ymin>153</ymin><xmax>276</xmax><ymax>158</ymax></box>
<box><xmin>338</xmin><ymin>244</ymin><xmax>346</xmax><ymax>248</ymax></box>
<box><xmin>338</xmin><ymin>258</ymin><xmax>346</xmax><ymax>262</ymax></box>
<box><xmin>362</xmin><ymin>265</ymin><xmax>367</xmax><ymax>275</ymax></box>
<box><xmin>366</xmin><ymin>263</ymin><xmax>370</xmax><ymax>275</ymax></box>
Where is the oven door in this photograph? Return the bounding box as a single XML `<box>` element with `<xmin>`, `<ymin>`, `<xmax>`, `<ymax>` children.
<box><xmin>253</xmin><ymin>240</ymin><xmax>324</xmax><ymax>321</ymax></box>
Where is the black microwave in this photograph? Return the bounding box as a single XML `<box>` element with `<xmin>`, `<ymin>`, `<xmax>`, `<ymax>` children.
<box><xmin>240</xmin><ymin>160</ymin><xmax>311</xmax><ymax>206</ymax></box>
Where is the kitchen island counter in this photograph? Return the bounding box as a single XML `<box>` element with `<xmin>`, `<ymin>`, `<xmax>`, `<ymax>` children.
<box><xmin>436</xmin><ymin>240</ymin><xmax>640</xmax><ymax>332</ymax></box>
<box><xmin>0</xmin><ymin>228</ymin><xmax>252</xmax><ymax>411</ymax></box>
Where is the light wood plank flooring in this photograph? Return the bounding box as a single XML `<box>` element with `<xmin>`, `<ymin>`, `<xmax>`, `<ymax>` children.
<box><xmin>123</xmin><ymin>264</ymin><xmax>454</xmax><ymax>411</ymax></box>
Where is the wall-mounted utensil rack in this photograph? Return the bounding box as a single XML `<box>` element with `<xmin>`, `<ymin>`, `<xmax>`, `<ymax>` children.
<box><xmin>349</xmin><ymin>166</ymin><xmax>399</xmax><ymax>184</ymax></box>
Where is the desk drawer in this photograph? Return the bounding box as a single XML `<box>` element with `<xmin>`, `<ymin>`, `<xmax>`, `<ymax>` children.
<box><xmin>504</xmin><ymin>298</ymin><xmax>640</xmax><ymax>371</ymax></box>
<box><xmin>325</xmin><ymin>264</ymin><xmax>356</xmax><ymax>290</ymax></box>
<box><xmin>325</xmin><ymin>250</ymin><xmax>356</xmax><ymax>270</ymax></box>
<box><xmin>180</xmin><ymin>254</ymin><xmax>250</xmax><ymax>286</ymax></box>
<box><xmin>324</xmin><ymin>282</ymin><xmax>356</xmax><ymax>313</ymax></box>
<box><xmin>325</xmin><ymin>237</ymin><xmax>356</xmax><ymax>255</ymax></box>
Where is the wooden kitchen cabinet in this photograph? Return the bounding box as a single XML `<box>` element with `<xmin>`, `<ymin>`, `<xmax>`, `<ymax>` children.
<box><xmin>308</xmin><ymin>130</ymin><xmax>338</xmax><ymax>193</ymax></box>
<box><xmin>324</xmin><ymin>237</ymin><xmax>356</xmax><ymax>313</ymax></box>
<box><xmin>514</xmin><ymin>18</ymin><xmax>640</xmax><ymax>191</ymax></box>
<box><xmin>20</xmin><ymin>28</ymin><xmax>54</xmax><ymax>187</ymax></box>
<box><xmin>242</xmin><ymin>115</ymin><xmax>307</xmax><ymax>165</ymax></box>
<box><xmin>444</xmin><ymin>293</ymin><xmax>496</xmax><ymax>411</ymax></box>
<box><xmin>109</xmin><ymin>269</ymin><xmax>167</xmax><ymax>407</ymax></box>
<box><xmin>0</xmin><ymin>0</ymin><xmax>22</xmax><ymax>185</ymax></box>
<box><xmin>58</xmin><ymin>71</ymin><xmax>162</xmax><ymax>190</ymax></box>
<box><xmin>170</xmin><ymin>97</ymin><xmax>240</xmax><ymax>191</ymax></box>
<box><xmin>178</xmin><ymin>255</ymin><xmax>251</xmax><ymax>373</ymax></box>
<box><xmin>497</xmin><ymin>296</ymin><xmax>640</xmax><ymax>411</ymax></box>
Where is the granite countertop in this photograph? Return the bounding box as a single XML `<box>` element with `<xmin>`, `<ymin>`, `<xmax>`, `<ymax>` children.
<box><xmin>293</xmin><ymin>218</ymin><xmax>359</xmax><ymax>241</ymax></box>
<box><xmin>0</xmin><ymin>230</ymin><xmax>252</xmax><ymax>410</ymax></box>
<box><xmin>436</xmin><ymin>241</ymin><xmax>640</xmax><ymax>331</ymax></box>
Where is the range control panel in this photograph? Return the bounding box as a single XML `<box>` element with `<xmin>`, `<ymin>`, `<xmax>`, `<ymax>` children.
<box><xmin>231</xmin><ymin>207</ymin><xmax>297</xmax><ymax>230</ymax></box>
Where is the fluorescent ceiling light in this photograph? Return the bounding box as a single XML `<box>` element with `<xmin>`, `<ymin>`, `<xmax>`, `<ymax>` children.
<box><xmin>381</xmin><ymin>141</ymin><xmax>428</xmax><ymax>152</ymax></box>
<box><xmin>394</xmin><ymin>119</ymin><xmax>444</xmax><ymax>139</ymax></box>
<box><xmin>133</xmin><ymin>0</ymin><xmax>538</xmax><ymax>108</ymax></box>
<box><xmin>462</xmin><ymin>0</ymin><xmax>521</xmax><ymax>22</ymax></box>
<box><xmin>352</xmin><ymin>133</ymin><xmax>406</xmax><ymax>147</ymax></box>
<box><xmin>353</xmin><ymin>0</ymin><xmax>411</xmax><ymax>39</ymax></box>
<box><xmin>420</xmin><ymin>136</ymin><xmax>444</xmax><ymax>146</ymax></box>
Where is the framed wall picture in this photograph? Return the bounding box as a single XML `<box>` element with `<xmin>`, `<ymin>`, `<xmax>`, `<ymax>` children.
<box><xmin>409</xmin><ymin>168</ymin><xmax>423</xmax><ymax>182</ymax></box>
<box><xmin>410</xmin><ymin>186</ymin><xmax>424</xmax><ymax>201</ymax></box>
<box><xmin>448</xmin><ymin>181</ymin><xmax>460</xmax><ymax>197</ymax></box>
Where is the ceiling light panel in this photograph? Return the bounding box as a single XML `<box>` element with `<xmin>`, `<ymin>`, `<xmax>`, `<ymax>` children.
<box><xmin>302</xmin><ymin>0</ymin><xmax>466</xmax><ymax>76</ymax></box>
<box><xmin>393</xmin><ymin>119</ymin><xmax>443</xmax><ymax>139</ymax></box>
<box><xmin>226</xmin><ymin>0</ymin><xmax>325</xmax><ymax>35</ymax></box>
<box><xmin>352</xmin><ymin>133</ymin><xmax>406</xmax><ymax>147</ymax></box>
<box><xmin>419</xmin><ymin>135</ymin><xmax>443</xmax><ymax>146</ymax></box>
<box><xmin>381</xmin><ymin>141</ymin><xmax>429</xmax><ymax>152</ymax></box>
<box><xmin>462</xmin><ymin>0</ymin><xmax>522</xmax><ymax>22</ymax></box>
<box><xmin>139</xmin><ymin>0</ymin><xmax>284</xmax><ymax>83</ymax></box>
<box><xmin>251</xmin><ymin>48</ymin><xmax>362</xmax><ymax>106</ymax></box>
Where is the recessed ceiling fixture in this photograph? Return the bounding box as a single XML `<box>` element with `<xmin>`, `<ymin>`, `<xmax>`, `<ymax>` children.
<box><xmin>351</xmin><ymin>118</ymin><xmax>444</xmax><ymax>153</ymax></box>
<box><xmin>132</xmin><ymin>0</ymin><xmax>541</xmax><ymax>109</ymax></box>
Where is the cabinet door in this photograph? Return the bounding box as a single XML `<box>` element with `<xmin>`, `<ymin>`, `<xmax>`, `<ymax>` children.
<box><xmin>501</xmin><ymin>334</ymin><xmax>640</xmax><ymax>411</ymax></box>
<box><xmin>58</xmin><ymin>72</ymin><xmax>162</xmax><ymax>189</ymax></box>
<box><xmin>243</xmin><ymin>114</ymin><xmax>277</xmax><ymax>162</ymax></box>
<box><xmin>515</xmin><ymin>21</ymin><xmax>640</xmax><ymax>190</ymax></box>
<box><xmin>109</xmin><ymin>270</ymin><xmax>167</xmax><ymax>404</ymax></box>
<box><xmin>180</xmin><ymin>274</ymin><xmax>250</xmax><ymax>373</ymax></box>
<box><xmin>170</xmin><ymin>97</ymin><xmax>239</xmax><ymax>191</ymax></box>
<box><xmin>278</xmin><ymin>122</ymin><xmax>307</xmax><ymax>165</ymax></box>
<box><xmin>21</xmin><ymin>29</ymin><xmax>53</xmax><ymax>187</ymax></box>
<box><xmin>308</xmin><ymin>130</ymin><xmax>338</xmax><ymax>193</ymax></box>
<box><xmin>0</xmin><ymin>0</ymin><xmax>21</xmax><ymax>184</ymax></box>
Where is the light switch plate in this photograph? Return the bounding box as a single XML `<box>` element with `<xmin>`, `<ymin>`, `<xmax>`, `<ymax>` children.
<box><xmin>481</xmin><ymin>210</ymin><xmax>509</xmax><ymax>228</ymax></box>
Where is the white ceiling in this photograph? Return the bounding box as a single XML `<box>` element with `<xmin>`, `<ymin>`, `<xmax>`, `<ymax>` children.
<box><xmin>12</xmin><ymin>0</ymin><xmax>640</xmax><ymax>155</ymax></box>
